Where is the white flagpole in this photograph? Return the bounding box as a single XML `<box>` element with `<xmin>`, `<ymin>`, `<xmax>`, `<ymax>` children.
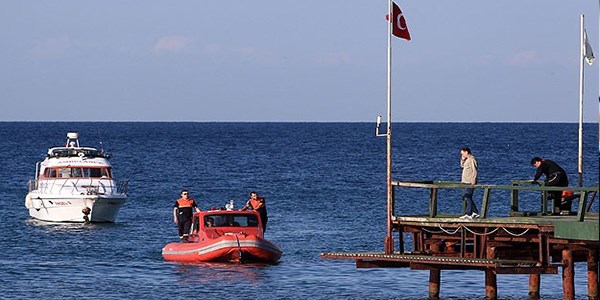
<box><xmin>384</xmin><ymin>0</ymin><xmax>394</xmax><ymax>254</ymax></box>
<box><xmin>578</xmin><ymin>14</ymin><xmax>584</xmax><ymax>187</ymax></box>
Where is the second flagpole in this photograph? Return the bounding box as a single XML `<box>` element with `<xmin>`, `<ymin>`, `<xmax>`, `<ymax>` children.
<box><xmin>577</xmin><ymin>14</ymin><xmax>584</xmax><ymax>187</ymax></box>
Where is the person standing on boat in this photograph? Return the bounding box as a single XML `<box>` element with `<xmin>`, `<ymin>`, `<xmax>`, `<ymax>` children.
<box><xmin>530</xmin><ymin>157</ymin><xmax>569</xmax><ymax>213</ymax></box>
<box><xmin>240</xmin><ymin>191</ymin><xmax>268</xmax><ymax>233</ymax></box>
<box><xmin>173</xmin><ymin>189</ymin><xmax>201</xmax><ymax>241</ymax></box>
<box><xmin>459</xmin><ymin>147</ymin><xmax>479</xmax><ymax>219</ymax></box>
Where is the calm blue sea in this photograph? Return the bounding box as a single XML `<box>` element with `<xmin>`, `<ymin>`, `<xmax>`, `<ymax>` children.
<box><xmin>0</xmin><ymin>122</ymin><xmax>597</xmax><ymax>299</ymax></box>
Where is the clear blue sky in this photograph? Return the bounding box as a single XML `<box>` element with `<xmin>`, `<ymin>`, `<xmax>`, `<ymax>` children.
<box><xmin>0</xmin><ymin>1</ymin><xmax>598</xmax><ymax>122</ymax></box>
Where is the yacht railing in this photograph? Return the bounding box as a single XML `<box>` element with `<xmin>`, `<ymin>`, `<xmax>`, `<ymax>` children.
<box><xmin>116</xmin><ymin>180</ymin><xmax>129</xmax><ymax>194</ymax></box>
<box><xmin>28</xmin><ymin>179</ymin><xmax>129</xmax><ymax>195</ymax></box>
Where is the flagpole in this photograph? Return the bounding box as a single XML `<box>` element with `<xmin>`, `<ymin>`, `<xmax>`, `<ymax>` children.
<box><xmin>384</xmin><ymin>0</ymin><xmax>394</xmax><ymax>254</ymax></box>
<box><xmin>578</xmin><ymin>14</ymin><xmax>584</xmax><ymax>187</ymax></box>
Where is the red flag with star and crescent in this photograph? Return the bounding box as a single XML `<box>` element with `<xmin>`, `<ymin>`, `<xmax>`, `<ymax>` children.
<box><xmin>385</xmin><ymin>2</ymin><xmax>411</xmax><ymax>40</ymax></box>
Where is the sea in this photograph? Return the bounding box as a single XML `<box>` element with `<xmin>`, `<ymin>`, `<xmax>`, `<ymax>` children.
<box><xmin>0</xmin><ymin>122</ymin><xmax>597</xmax><ymax>299</ymax></box>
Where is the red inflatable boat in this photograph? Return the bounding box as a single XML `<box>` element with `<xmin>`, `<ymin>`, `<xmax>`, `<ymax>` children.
<box><xmin>162</xmin><ymin>209</ymin><xmax>282</xmax><ymax>263</ymax></box>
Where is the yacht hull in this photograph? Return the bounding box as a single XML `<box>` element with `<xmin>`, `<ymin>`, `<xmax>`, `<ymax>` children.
<box><xmin>26</xmin><ymin>193</ymin><xmax>126</xmax><ymax>223</ymax></box>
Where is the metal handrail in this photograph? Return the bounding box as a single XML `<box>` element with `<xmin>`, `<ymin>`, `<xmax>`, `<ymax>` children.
<box><xmin>28</xmin><ymin>179</ymin><xmax>129</xmax><ymax>195</ymax></box>
<box><xmin>391</xmin><ymin>180</ymin><xmax>599</xmax><ymax>222</ymax></box>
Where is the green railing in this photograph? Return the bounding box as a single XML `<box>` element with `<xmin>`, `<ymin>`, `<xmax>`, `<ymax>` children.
<box><xmin>391</xmin><ymin>180</ymin><xmax>598</xmax><ymax>222</ymax></box>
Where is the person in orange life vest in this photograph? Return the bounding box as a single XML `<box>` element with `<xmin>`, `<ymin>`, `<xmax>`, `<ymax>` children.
<box><xmin>173</xmin><ymin>189</ymin><xmax>200</xmax><ymax>241</ymax></box>
<box><xmin>240</xmin><ymin>191</ymin><xmax>268</xmax><ymax>233</ymax></box>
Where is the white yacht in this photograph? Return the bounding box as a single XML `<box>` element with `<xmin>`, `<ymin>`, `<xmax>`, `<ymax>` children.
<box><xmin>25</xmin><ymin>132</ymin><xmax>128</xmax><ymax>223</ymax></box>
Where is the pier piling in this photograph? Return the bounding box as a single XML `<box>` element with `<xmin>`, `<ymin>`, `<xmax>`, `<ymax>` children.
<box><xmin>485</xmin><ymin>269</ymin><xmax>497</xmax><ymax>300</ymax></box>
<box><xmin>485</xmin><ymin>247</ymin><xmax>498</xmax><ymax>300</ymax></box>
<box><xmin>528</xmin><ymin>274</ymin><xmax>540</xmax><ymax>299</ymax></box>
<box><xmin>428</xmin><ymin>268</ymin><xmax>441</xmax><ymax>300</ymax></box>
<box><xmin>589</xmin><ymin>248</ymin><xmax>599</xmax><ymax>300</ymax></box>
<box><xmin>562</xmin><ymin>249</ymin><xmax>575</xmax><ymax>300</ymax></box>
<box><xmin>429</xmin><ymin>242</ymin><xmax>442</xmax><ymax>299</ymax></box>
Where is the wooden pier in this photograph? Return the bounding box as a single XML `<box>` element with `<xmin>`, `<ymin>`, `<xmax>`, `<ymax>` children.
<box><xmin>321</xmin><ymin>180</ymin><xmax>599</xmax><ymax>300</ymax></box>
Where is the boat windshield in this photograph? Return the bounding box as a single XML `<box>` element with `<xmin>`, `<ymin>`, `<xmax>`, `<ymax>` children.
<box><xmin>204</xmin><ymin>214</ymin><xmax>259</xmax><ymax>228</ymax></box>
<box><xmin>49</xmin><ymin>148</ymin><xmax>107</xmax><ymax>158</ymax></box>
<box><xmin>43</xmin><ymin>167</ymin><xmax>112</xmax><ymax>179</ymax></box>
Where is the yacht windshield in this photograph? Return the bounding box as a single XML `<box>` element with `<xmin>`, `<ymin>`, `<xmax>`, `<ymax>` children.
<box><xmin>43</xmin><ymin>167</ymin><xmax>112</xmax><ymax>179</ymax></box>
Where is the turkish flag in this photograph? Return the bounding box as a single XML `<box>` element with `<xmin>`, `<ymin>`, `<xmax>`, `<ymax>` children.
<box><xmin>385</xmin><ymin>2</ymin><xmax>411</xmax><ymax>40</ymax></box>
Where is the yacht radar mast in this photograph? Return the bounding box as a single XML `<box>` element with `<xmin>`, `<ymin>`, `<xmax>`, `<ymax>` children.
<box><xmin>65</xmin><ymin>132</ymin><xmax>80</xmax><ymax>148</ymax></box>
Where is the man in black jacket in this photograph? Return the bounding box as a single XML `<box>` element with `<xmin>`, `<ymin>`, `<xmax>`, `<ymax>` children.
<box><xmin>531</xmin><ymin>157</ymin><xmax>569</xmax><ymax>213</ymax></box>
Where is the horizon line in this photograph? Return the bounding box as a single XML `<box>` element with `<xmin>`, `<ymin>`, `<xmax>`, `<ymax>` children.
<box><xmin>0</xmin><ymin>120</ymin><xmax>599</xmax><ymax>124</ymax></box>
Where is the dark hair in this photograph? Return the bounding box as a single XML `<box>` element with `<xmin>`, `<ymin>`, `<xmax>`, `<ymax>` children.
<box><xmin>461</xmin><ymin>147</ymin><xmax>471</xmax><ymax>154</ymax></box>
<box><xmin>250</xmin><ymin>191</ymin><xmax>257</xmax><ymax>195</ymax></box>
<box><xmin>530</xmin><ymin>157</ymin><xmax>543</xmax><ymax>165</ymax></box>
<box><xmin>181</xmin><ymin>189</ymin><xmax>189</xmax><ymax>194</ymax></box>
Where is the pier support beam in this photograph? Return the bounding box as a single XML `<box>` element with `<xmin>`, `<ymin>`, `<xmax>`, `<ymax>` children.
<box><xmin>562</xmin><ymin>249</ymin><xmax>575</xmax><ymax>300</ymax></box>
<box><xmin>528</xmin><ymin>274</ymin><xmax>540</xmax><ymax>299</ymax></box>
<box><xmin>485</xmin><ymin>247</ymin><xmax>497</xmax><ymax>300</ymax></box>
<box><xmin>428</xmin><ymin>268</ymin><xmax>441</xmax><ymax>300</ymax></box>
<box><xmin>589</xmin><ymin>248</ymin><xmax>598</xmax><ymax>300</ymax></box>
<box><xmin>485</xmin><ymin>269</ymin><xmax>497</xmax><ymax>300</ymax></box>
<box><xmin>429</xmin><ymin>242</ymin><xmax>442</xmax><ymax>300</ymax></box>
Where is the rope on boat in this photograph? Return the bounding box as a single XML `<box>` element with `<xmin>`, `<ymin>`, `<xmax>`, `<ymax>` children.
<box><xmin>233</xmin><ymin>233</ymin><xmax>242</xmax><ymax>261</ymax></box>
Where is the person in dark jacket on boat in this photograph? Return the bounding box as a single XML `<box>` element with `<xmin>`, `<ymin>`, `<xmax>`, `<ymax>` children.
<box><xmin>173</xmin><ymin>189</ymin><xmax>201</xmax><ymax>241</ymax></box>
<box><xmin>240</xmin><ymin>191</ymin><xmax>268</xmax><ymax>233</ymax></box>
<box><xmin>530</xmin><ymin>157</ymin><xmax>569</xmax><ymax>213</ymax></box>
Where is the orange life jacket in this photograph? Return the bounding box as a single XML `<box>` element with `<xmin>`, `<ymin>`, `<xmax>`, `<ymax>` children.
<box><xmin>176</xmin><ymin>197</ymin><xmax>195</xmax><ymax>208</ymax></box>
<box><xmin>249</xmin><ymin>198</ymin><xmax>265</xmax><ymax>210</ymax></box>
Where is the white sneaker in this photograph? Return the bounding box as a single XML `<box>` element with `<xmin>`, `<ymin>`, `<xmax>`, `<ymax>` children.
<box><xmin>471</xmin><ymin>213</ymin><xmax>480</xmax><ymax>219</ymax></box>
<box><xmin>459</xmin><ymin>214</ymin><xmax>472</xmax><ymax>219</ymax></box>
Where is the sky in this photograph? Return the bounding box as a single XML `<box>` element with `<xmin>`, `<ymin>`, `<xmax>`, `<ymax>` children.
<box><xmin>0</xmin><ymin>1</ymin><xmax>598</xmax><ymax>122</ymax></box>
